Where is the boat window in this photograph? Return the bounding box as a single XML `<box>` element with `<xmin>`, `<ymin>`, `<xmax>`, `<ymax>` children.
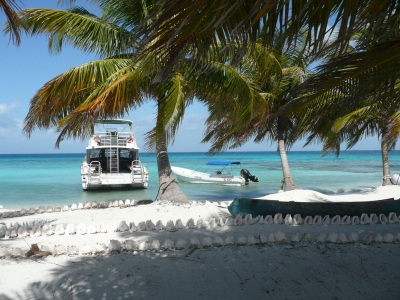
<box><xmin>89</xmin><ymin>149</ymin><xmax>100</xmax><ymax>158</ymax></box>
<box><xmin>104</xmin><ymin>148</ymin><xmax>118</xmax><ymax>158</ymax></box>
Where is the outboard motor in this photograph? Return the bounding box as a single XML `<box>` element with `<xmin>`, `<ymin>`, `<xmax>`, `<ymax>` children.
<box><xmin>240</xmin><ymin>169</ymin><xmax>259</xmax><ymax>183</ymax></box>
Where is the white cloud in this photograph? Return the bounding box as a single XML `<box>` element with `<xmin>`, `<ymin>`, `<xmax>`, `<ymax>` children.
<box><xmin>0</xmin><ymin>101</ymin><xmax>20</xmax><ymax>115</ymax></box>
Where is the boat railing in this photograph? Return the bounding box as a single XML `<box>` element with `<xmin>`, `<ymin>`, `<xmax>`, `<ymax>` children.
<box><xmin>87</xmin><ymin>161</ymin><xmax>101</xmax><ymax>182</ymax></box>
<box><xmin>130</xmin><ymin>160</ymin><xmax>147</xmax><ymax>183</ymax></box>
<box><xmin>91</xmin><ymin>131</ymin><xmax>135</xmax><ymax>147</ymax></box>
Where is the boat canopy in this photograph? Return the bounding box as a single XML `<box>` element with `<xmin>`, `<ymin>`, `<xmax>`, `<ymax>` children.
<box><xmin>206</xmin><ymin>161</ymin><xmax>241</xmax><ymax>166</ymax></box>
<box><xmin>95</xmin><ymin>119</ymin><xmax>132</xmax><ymax>126</ymax></box>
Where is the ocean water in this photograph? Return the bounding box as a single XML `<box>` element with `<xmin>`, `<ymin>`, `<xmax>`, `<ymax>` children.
<box><xmin>1</xmin><ymin>151</ymin><xmax>400</xmax><ymax>209</ymax></box>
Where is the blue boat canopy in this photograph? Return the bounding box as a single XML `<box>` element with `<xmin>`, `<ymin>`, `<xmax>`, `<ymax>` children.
<box><xmin>206</xmin><ymin>161</ymin><xmax>241</xmax><ymax>166</ymax></box>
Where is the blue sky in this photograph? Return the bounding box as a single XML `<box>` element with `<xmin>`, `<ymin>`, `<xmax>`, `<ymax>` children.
<box><xmin>0</xmin><ymin>0</ymin><xmax>390</xmax><ymax>154</ymax></box>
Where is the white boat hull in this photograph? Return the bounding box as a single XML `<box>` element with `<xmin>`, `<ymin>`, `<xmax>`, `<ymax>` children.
<box><xmin>171</xmin><ymin>166</ymin><xmax>245</xmax><ymax>185</ymax></box>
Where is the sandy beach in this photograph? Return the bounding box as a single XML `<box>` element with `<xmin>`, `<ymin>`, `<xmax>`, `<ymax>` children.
<box><xmin>1</xmin><ymin>187</ymin><xmax>400</xmax><ymax>299</ymax></box>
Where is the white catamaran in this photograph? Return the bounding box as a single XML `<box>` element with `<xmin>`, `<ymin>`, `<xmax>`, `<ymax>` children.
<box><xmin>80</xmin><ymin>119</ymin><xmax>149</xmax><ymax>190</ymax></box>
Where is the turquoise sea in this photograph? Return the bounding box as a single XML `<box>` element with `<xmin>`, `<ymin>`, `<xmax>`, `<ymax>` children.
<box><xmin>1</xmin><ymin>151</ymin><xmax>400</xmax><ymax>209</ymax></box>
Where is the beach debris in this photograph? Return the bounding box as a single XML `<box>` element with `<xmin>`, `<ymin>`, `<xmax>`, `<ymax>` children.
<box><xmin>321</xmin><ymin>215</ymin><xmax>330</xmax><ymax>226</ymax></box>
<box><xmin>224</xmin><ymin>218</ymin><xmax>233</xmax><ymax>226</ymax></box>
<box><xmin>383</xmin><ymin>233</ymin><xmax>395</xmax><ymax>243</ymax></box>
<box><xmin>316</xmin><ymin>233</ymin><xmax>327</xmax><ymax>243</ymax></box>
<box><xmin>9</xmin><ymin>228</ymin><xmax>18</xmax><ymax>239</ymax></box>
<box><xmin>362</xmin><ymin>235</ymin><xmax>373</xmax><ymax>245</ymax></box>
<box><xmin>248</xmin><ymin>235</ymin><xmax>257</xmax><ymax>246</ymax></box>
<box><xmin>341</xmin><ymin>215</ymin><xmax>351</xmax><ymax>225</ymax></box>
<box><xmin>173</xmin><ymin>219</ymin><xmax>183</xmax><ymax>230</ymax></box>
<box><xmin>293</xmin><ymin>214</ymin><xmax>303</xmax><ymax>225</ymax></box>
<box><xmin>155</xmin><ymin>220</ymin><xmax>164</xmax><ymax>231</ymax></box>
<box><xmin>274</xmin><ymin>213</ymin><xmax>283</xmax><ymax>225</ymax></box>
<box><xmin>78</xmin><ymin>203</ymin><xmax>84</xmax><ymax>210</ymax></box>
<box><xmin>54</xmin><ymin>205</ymin><xmax>61</xmax><ymax>212</ymax></box>
<box><xmin>139</xmin><ymin>241</ymin><xmax>150</xmax><ymax>251</ymax></box>
<box><xmin>186</xmin><ymin>218</ymin><xmax>196</xmax><ymax>229</ymax></box>
<box><xmin>28</xmin><ymin>207</ymin><xmax>36</xmax><ymax>215</ymax></box>
<box><xmin>81</xmin><ymin>244</ymin><xmax>93</xmax><ymax>255</ymax></box>
<box><xmin>291</xmin><ymin>233</ymin><xmax>301</xmax><ymax>243</ymax></box>
<box><xmin>370</xmin><ymin>214</ymin><xmax>378</xmax><ymax>224</ymax></box>
<box><xmin>117</xmin><ymin>221</ymin><xmax>129</xmax><ymax>232</ymax></box>
<box><xmin>301</xmin><ymin>233</ymin><xmax>312</xmax><ymax>243</ymax></box>
<box><xmin>145</xmin><ymin>220</ymin><xmax>155</xmax><ymax>231</ymax></box>
<box><xmin>150</xmin><ymin>239</ymin><xmax>161</xmax><ymax>251</ymax></box>
<box><xmin>125</xmin><ymin>199</ymin><xmax>131</xmax><ymax>207</ymax></box>
<box><xmin>162</xmin><ymin>239</ymin><xmax>175</xmax><ymax>250</ymax></box>
<box><xmin>124</xmin><ymin>239</ymin><xmax>139</xmax><ymax>251</ymax></box>
<box><xmin>175</xmin><ymin>238</ymin><xmax>187</xmax><ymax>250</ymax></box>
<box><xmin>284</xmin><ymin>214</ymin><xmax>293</xmax><ymax>225</ymax></box>
<box><xmin>304</xmin><ymin>216</ymin><xmax>313</xmax><ymax>225</ymax></box>
<box><xmin>65</xmin><ymin>224</ymin><xmax>76</xmax><ymax>235</ymax></box>
<box><xmin>264</xmin><ymin>215</ymin><xmax>273</xmax><ymax>225</ymax></box>
<box><xmin>352</xmin><ymin>216</ymin><xmax>360</xmax><ymax>225</ymax></box>
<box><xmin>331</xmin><ymin>215</ymin><xmax>341</xmax><ymax>225</ymax></box>
<box><xmin>95</xmin><ymin>243</ymin><xmax>107</xmax><ymax>254</ymax></box>
<box><xmin>360</xmin><ymin>213</ymin><xmax>370</xmax><ymax>225</ymax></box>
<box><xmin>388</xmin><ymin>212</ymin><xmax>398</xmax><ymax>223</ymax></box>
<box><xmin>84</xmin><ymin>202</ymin><xmax>91</xmax><ymax>209</ymax></box>
<box><xmin>46</xmin><ymin>206</ymin><xmax>54</xmax><ymax>213</ymax></box>
<box><xmin>109</xmin><ymin>240</ymin><xmax>122</xmax><ymax>253</ymax></box>
<box><xmin>213</xmin><ymin>236</ymin><xmax>224</xmax><ymax>247</ymax></box>
<box><xmin>190</xmin><ymin>237</ymin><xmax>201</xmax><ymax>248</ymax></box>
<box><xmin>379</xmin><ymin>214</ymin><xmax>388</xmax><ymax>224</ymax></box>
<box><xmin>348</xmin><ymin>232</ymin><xmax>359</xmax><ymax>243</ymax></box>
<box><xmin>99</xmin><ymin>201</ymin><xmax>107</xmax><ymax>209</ymax></box>
<box><xmin>313</xmin><ymin>215</ymin><xmax>322</xmax><ymax>226</ymax></box>
<box><xmin>202</xmin><ymin>236</ymin><xmax>213</xmax><ymax>248</ymax></box>
<box><xmin>244</xmin><ymin>214</ymin><xmax>254</xmax><ymax>225</ymax></box>
<box><xmin>373</xmin><ymin>233</ymin><xmax>383</xmax><ymax>243</ymax></box>
<box><xmin>71</xmin><ymin>204</ymin><xmax>78</xmax><ymax>211</ymax></box>
<box><xmin>107</xmin><ymin>221</ymin><xmax>118</xmax><ymax>233</ymax></box>
<box><xmin>54</xmin><ymin>244</ymin><xmax>66</xmax><ymax>255</ymax></box>
<box><xmin>0</xmin><ymin>247</ymin><xmax>8</xmax><ymax>259</ymax></box>
<box><xmin>2</xmin><ymin>211</ymin><xmax>10</xmax><ymax>218</ymax></box>
<box><xmin>327</xmin><ymin>232</ymin><xmax>338</xmax><ymax>243</ymax></box>
<box><xmin>225</xmin><ymin>235</ymin><xmax>235</xmax><ymax>245</ymax></box>
<box><xmin>33</xmin><ymin>227</ymin><xmax>42</xmax><ymax>237</ymax></box>
<box><xmin>38</xmin><ymin>205</ymin><xmax>46</xmax><ymax>214</ymax></box>
<box><xmin>196</xmin><ymin>218</ymin><xmax>204</xmax><ymax>229</ymax></box>
<box><xmin>67</xmin><ymin>245</ymin><xmax>79</xmax><ymax>255</ymax></box>
<box><xmin>62</xmin><ymin>205</ymin><xmax>69</xmax><ymax>212</ymax></box>
<box><xmin>267</xmin><ymin>233</ymin><xmax>275</xmax><ymax>243</ymax></box>
<box><xmin>337</xmin><ymin>233</ymin><xmax>348</xmax><ymax>244</ymax></box>
<box><xmin>91</xmin><ymin>201</ymin><xmax>98</xmax><ymax>209</ymax></box>
<box><xmin>78</xmin><ymin>223</ymin><xmax>87</xmax><ymax>235</ymax></box>
<box><xmin>274</xmin><ymin>231</ymin><xmax>287</xmax><ymax>243</ymax></box>
<box><xmin>234</xmin><ymin>215</ymin><xmax>243</xmax><ymax>226</ymax></box>
<box><xmin>236</xmin><ymin>235</ymin><xmax>247</xmax><ymax>246</ymax></box>
<box><xmin>19</xmin><ymin>208</ymin><xmax>26</xmax><ymax>216</ymax></box>
<box><xmin>259</xmin><ymin>234</ymin><xmax>268</xmax><ymax>244</ymax></box>
<box><xmin>166</xmin><ymin>220</ymin><xmax>176</xmax><ymax>231</ymax></box>
<box><xmin>10</xmin><ymin>247</ymin><xmax>24</xmax><ymax>258</ymax></box>
<box><xmin>108</xmin><ymin>202</ymin><xmax>113</xmax><ymax>208</ymax></box>
<box><xmin>55</xmin><ymin>224</ymin><xmax>65</xmax><ymax>235</ymax></box>
<box><xmin>118</xmin><ymin>200</ymin><xmax>124</xmax><ymax>207</ymax></box>
<box><xmin>112</xmin><ymin>200</ymin><xmax>118</xmax><ymax>207</ymax></box>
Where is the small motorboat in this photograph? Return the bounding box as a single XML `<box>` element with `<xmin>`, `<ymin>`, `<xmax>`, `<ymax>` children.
<box><xmin>171</xmin><ymin>161</ymin><xmax>258</xmax><ymax>186</ymax></box>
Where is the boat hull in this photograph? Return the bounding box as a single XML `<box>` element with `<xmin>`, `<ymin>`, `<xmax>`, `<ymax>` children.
<box><xmin>228</xmin><ymin>197</ymin><xmax>400</xmax><ymax>217</ymax></box>
<box><xmin>171</xmin><ymin>166</ymin><xmax>245</xmax><ymax>185</ymax></box>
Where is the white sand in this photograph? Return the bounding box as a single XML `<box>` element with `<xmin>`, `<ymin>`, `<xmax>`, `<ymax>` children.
<box><xmin>1</xmin><ymin>189</ymin><xmax>400</xmax><ymax>299</ymax></box>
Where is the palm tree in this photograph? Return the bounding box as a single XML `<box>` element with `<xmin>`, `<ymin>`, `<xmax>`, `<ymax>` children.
<box><xmin>1</xmin><ymin>0</ymin><xmax>26</xmax><ymax>45</ymax></box>
<box><xmin>13</xmin><ymin>3</ymin><xmax>194</xmax><ymax>203</ymax></box>
<box><xmin>198</xmin><ymin>37</ymin><xmax>309</xmax><ymax>191</ymax></box>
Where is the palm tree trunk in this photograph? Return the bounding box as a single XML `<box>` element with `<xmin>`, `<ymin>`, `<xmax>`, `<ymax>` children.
<box><xmin>277</xmin><ymin>118</ymin><xmax>297</xmax><ymax>191</ymax></box>
<box><xmin>155</xmin><ymin>101</ymin><xmax>189</xmax><ymax>204</ymax></box>
<box><xmin>381</xmin><ymin>129</ymin><xmax>392</xmax><ymax>186</ymax></box>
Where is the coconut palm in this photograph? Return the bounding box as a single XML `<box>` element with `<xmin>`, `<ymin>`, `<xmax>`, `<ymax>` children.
<box><xmin>12</xmin><ymin>2</ymin><xmax>195</xmax><ymax>203</ymax></box>
<box><xmin>1</xmin><ymin>0</ymin><xmax>26</xmax><ymax>45</ymax></box>
<box><xmin>199</xmin><ymin>36</ymin><xmax>309</xmax><ymax>191</ymax></box>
